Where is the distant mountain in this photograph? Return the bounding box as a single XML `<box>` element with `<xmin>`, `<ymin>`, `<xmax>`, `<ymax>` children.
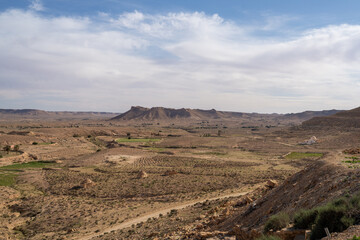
<box><xmin>0</xmin><ymin>109</ymin><xmax>118</xmax><ymax>120</ymax></box>
<box><xmin>0</xmin><ymin>107</ymin><xmax>343</xmax><ymax>124</ymax></box>
<box><xmin>110</xmin><ymin>106</ymin><xmax>341</xmax><ymax>123</ymax></box>
<box><xmin>277</xmin><ymin>109</ymin><xmax>341</xmax><ymax>122</ymax></box>
<box><xmin>302</xmin><ymin>107</ymin><xmax>360</xmax><ymax>128</ymax></box>
<box><xmin>0</xmin><ymin>109</ymin><xmax>49</xmax><ymax>115</ymax></box>
<box><xmin>110</xmin><ymin>106</ymin><xmax>224</xmax><ymax>121</ymax></box>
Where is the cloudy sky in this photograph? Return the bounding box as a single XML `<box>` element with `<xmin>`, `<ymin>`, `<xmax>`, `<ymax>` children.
<box><xmin>1</xmin><ymin>0</ymin><xmax>360</xmax><ymax>113</ymax></box>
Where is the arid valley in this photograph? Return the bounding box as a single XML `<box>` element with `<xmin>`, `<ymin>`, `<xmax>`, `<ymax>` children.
<box><xmin>3</xmin><ymin>1</ymin><xmax>360</xmax><ymax>239</ymax></box>
<box><xmin>1</xmin><ymin>107</ymin><xmax>360</xmax><ymax>240</ymax></box>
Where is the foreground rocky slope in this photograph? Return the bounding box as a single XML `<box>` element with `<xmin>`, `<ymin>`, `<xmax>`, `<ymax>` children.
<box><xmin>219</xmin><ymin>160</ymin><xmax>358</xmax><ymax>229</ymax></box>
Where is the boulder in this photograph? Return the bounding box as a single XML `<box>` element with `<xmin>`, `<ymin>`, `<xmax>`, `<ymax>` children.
<box><xmin>80</xmin><ymin>178</ymin><xmax>96</xmax><ymax>188</ymax></box>
<box><xmin>137</xmin><ymin>170</ymin><xmax>148</xmax><ymax>179</ymax></box>
<box><xmin>232</xmin><ymin>226</ymin><xmax>261</xmax><ymax>240</ymax></box>
<box><xmin>164</xmin><ymin>170</ymin><xmax>178</xmax><ymax>176</ymax></box>
<box><xmin>266</xmin><ymin>180</ymin><xmax>278</xmax><ymax>189</ymax></box>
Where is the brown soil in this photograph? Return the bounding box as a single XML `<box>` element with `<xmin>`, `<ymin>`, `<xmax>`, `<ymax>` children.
<box><xmin>0</xmin><ymin>110</ymin><xmax>360</xmax><ymax>240</ymax></box>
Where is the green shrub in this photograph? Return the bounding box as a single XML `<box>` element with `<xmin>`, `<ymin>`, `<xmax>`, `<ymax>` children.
<box><xmin>332</xmin><ymin>197</ymin><xmax>351</xmax><ymax>208</ymax></box>
<box><xmin>13</xmin><ymin>145</ymin><xmax>19</xmax><ymax>152</ymax></box>
<box><xmin>348</xmin><ymin>236</ymin><xmax>360</xmax><ymax>240</ymax></box>
<box><xmin>256</xmin><ymin>235</ymin><xmax>282</xmax><ymax>240</ymax></box>
<box><xmin>264</xmin><ymin>212</ymin><xmax>290</xmax><ymax>232</ymax></box>
<box><xmin>294</xmin><ymin>209</ymin><xmax>318</xmax><ymax>229</ymax></box>
<box><xmin>310</xmin><ymin>205</ymin><xmax>352</xmax><ymax>240</ymax></box>
<box><xmin>350</xmin><ymin>192</ymin><xmax>360</xmax><ymax>208</ymax></box>
<box><xmin>294</xmin><ymin>192</ymin><xmax>360</xmax><ymax>239</ymax></box>
<box><xmin>32</xmin><ymin>142</ymin><xmax>38</xmax><ymax>145</ymax></box>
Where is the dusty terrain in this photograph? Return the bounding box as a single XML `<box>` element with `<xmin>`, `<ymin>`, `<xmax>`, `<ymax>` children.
<box><xmin>0</xmin><ymin>107</ymin><xmax>360</xmax><ymax>240</ymax></box>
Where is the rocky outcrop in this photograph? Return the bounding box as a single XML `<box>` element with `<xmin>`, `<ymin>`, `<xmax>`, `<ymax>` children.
<box><xmin>137</xmin><ymin>170</ymin><xmax>148</xmax><ymax>179</ymax></box>
<box><xmin>80</xmin><ymin>178</ymin><xmax>96</xmax><ymax>188</ymax></box>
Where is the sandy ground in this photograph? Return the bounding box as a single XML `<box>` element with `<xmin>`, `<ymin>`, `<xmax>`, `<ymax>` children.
<box><xmin>78</xmin><ymin>191</ymin><xmax>248</xmax><ymax>240</ymax></box>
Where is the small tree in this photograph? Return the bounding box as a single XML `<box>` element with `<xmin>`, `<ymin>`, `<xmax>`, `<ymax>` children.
<box><xmin>3</xmin><ymin>145</ymin><xmax>11</xmax><ymax>154</ymax></box>
<box><xmin>126</xmin><ymin>133</ymin><xmax>131</xmax><ymax>139</ymax></box>
<box><xmin>13</xmin><ymin>145</ymin><xmax>20</xmax><ymax>152</ymax></box>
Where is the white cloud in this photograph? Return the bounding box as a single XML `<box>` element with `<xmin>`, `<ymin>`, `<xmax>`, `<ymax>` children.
<box><xmin>0</xmin><ymin>9</ymin><xmax>360</xmax><ymax>112</ymax></box>
<box><xmin>29</xmin><ymin>0</ymin><xmax>44</xmax><ymax>12</ymax></box>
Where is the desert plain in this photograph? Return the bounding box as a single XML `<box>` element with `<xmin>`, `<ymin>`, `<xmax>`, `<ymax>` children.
<box><xmin>0</xmin><ymin>107</ymin><xmax>360</xmax><ymax>240</ymax></box>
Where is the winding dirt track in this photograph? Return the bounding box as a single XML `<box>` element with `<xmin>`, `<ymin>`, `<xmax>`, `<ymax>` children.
<box><xmin>78</xmin><ymin>191</ymin><xmax>248</xmax><ymax>240</ymax></box>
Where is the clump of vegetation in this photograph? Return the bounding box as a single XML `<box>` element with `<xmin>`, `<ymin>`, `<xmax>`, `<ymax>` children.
<box><xmin>73</xmin><ymin>134</ymin><xmax>80</xmax><ymax>138</ymax></box>
<box><xmin>256</xmin><ymin>235</ymin><xmax>281</xmax><ymax>240</ymax></box>
<box><xmin>294</xmin><ymin>193</ymin><xmax>360</xmax><ymax>240</ymax></box>
<box><xmin>0</xmin><ymin>173</ymin><xmax>16</xmax><ymax>186</ymax></box>
<box><xmin>0</xmin><ymin>161</ymin><xmax>56</xmax><ymax>170</ymax></box>
<box><xmin>344</xmin><ymin>156</ymin><xmax>360</xmax><ymax>163</ymax></box>
<box><xmin>294</xmin><ymin>209</ymin><xmax>318</xmax><ymax>229</ymax></box>
<box><xmin>115</xmin><ymin>138</ymin><xmax>160</xmax><ymax>143</ymax></box>
<box><xmin>14</xmin><ymin>145</ymin><xmax>20</xmax><ymax>152</ymax></box>
<box><xmin>264</xmin><ymin>212</ymin><xmax>290</xmax><ymax>232</ymax></box>
<box><xmin>32</xmin><ymin>142</ymin><xmax>38</xmax><ymax>145</ymax></box>
<box><xmin>348</xmin><ymin>236</ymin><xmax>360</xmax><ymax>240</ymax></box>
<box><xmin>285</xmin><ymin>152</ymin><xmax>323</xmax><ymax>160</ymax></box>
<box><xmin>3</xmin><ymin>145</ymin><xmax>11</xmax><ymax>154</ymax></box>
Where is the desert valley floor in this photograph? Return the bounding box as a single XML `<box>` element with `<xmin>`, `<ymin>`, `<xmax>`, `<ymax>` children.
<box><xmin>1</xmin><ymin>107</ymin><xmax>360</xmax><ymax>240</ymax></box>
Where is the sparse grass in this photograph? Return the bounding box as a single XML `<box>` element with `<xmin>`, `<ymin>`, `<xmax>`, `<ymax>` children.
<box><xmin>116</xmin><ymin>138</ymin><xmax>161</xmax><ymax>143</ymax></box>
<box><xmin>0</xmin><ymin>161</ymin><xmax>56</xmax><ymax>170</ymax></box>
<box><xmin>348</xmin><ymin>236</ymin><xmax>360</xmax><ymax>240</ymax></box>
<box><xmin>285</xmin><ymin>152</ymin><xmax>323</xmax><ymax>160</ymax></box>
<box><xmin>0</xmin><ymin>150</ymin><xmax>21</xmax><ymax>158</ymax></box>
<box><xmin>0</xmin><ymin>173</ymin><xmax>16</xmax><ymax>186</ymax></box>
<box><xmin>343</xmin><ymin>156</ymin><xmax>360</xmax><ymax>164</ymax></box>
<box><xmin>344</xmin><ymin>160</ymin><xmax>360</xmax><ymax>164</ymax></box>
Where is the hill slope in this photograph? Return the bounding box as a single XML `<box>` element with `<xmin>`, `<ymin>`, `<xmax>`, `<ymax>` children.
<box><xmin>111</xmin><ymin>106</ymin><xmax>341</xmax><ymax>124</ymax></box>
<box><xmin>111</xmin><ymin>106</ymin><xmax>233</xmax><ymax>121</ymax></box>
<box><xmin>302</xmin><ymin>107</ymin><xmax>360</xmax><ymax>128</ymax></box>
<box><xmin>0</xmin><ymin>109</ymin><xmax>118</xmax><ymax>120</ymax></box>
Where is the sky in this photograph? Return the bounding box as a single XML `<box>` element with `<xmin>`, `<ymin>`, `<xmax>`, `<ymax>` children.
<box><xmin>1</xmin><ymin>0</ymin><xmax>360</xmax><ymax>113</ymax></box>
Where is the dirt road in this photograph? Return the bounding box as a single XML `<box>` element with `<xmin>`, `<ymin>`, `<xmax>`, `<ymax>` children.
<box><xmin>78</xmin><ymin>191</ymin><xmax>248</xmax><ymax>240</ymax></box>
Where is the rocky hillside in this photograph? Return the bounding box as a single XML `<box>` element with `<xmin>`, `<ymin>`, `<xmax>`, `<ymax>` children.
<box><xmin>110</xmin><ymin>106</ymin><xmax>340</xmax><ymax>123</ymax></box>
<box><xmin>218</xmin><ymin>160</ymin><xmax>357</xmax><ymax>231</ymax></box>
<box><xmin>278</xmin><ymin>109</ymin><xmax>341</xmax><ymax>123</ymax></box>
<box><xmin>110</xmin><ymin>106</ymin><xmax>240</xmax><ymax>121</ymax></box>
<box><xmin>302</xmin><ymin>107</ymin><xmax>360</xmax><ymax>128</ymax></box>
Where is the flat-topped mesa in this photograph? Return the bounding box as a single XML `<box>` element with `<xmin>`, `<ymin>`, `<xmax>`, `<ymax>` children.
<box><xmin>110</xmin><ymin>106</ymin><xmax>344</xmax><ymax>122</ymax></box>
<box><xmin>0</xmin><ymin>109</ymin><xmax>49</xmax><ymax>115</ymax></box>
<box><xmin>110</xmin><ymin>106</ymin><xmax>221</xmax><ymax>121</ymax></box>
